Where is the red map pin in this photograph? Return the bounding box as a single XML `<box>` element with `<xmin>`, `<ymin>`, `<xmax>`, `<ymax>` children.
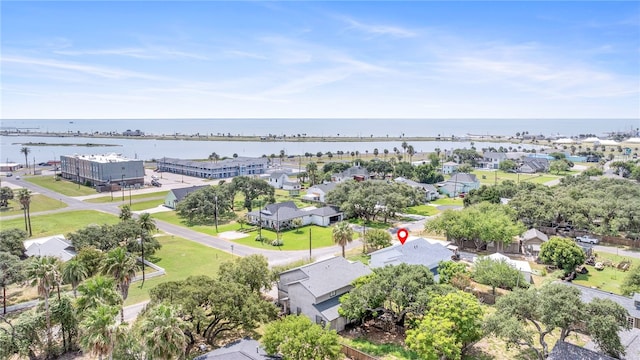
<box><xmin>397</xmin><ymin>228</ymin><xmax>409</xmax><ymax>245</ymax></box>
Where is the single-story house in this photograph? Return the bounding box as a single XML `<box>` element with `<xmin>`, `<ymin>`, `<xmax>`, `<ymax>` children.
<box><xmin>163</xmin><ymin>185</ymin><xmax>209</xmax><ymax>209</ymax></box>
<box><xmin>302</xmin><ymin>183</ymin><xmax>338</xmax><ymax>203</ymax></box>
<box><xmin>193</xmin><ymin>338</ymin><xmax>274</xmax><ymax>360</ymax></box>
<box><xmin>0</xmin><ymin>163</ymin><xmax>21</xmax><ymax>172</ymax></box>
<box><xmin>246</xmin><ymin>201</ymin><xmax>343</xmax><ymax>230</ymax></box>
<box><xmin>585</xmin><ymin>328</ymin><xmax>640</xmax><ymax>360</ymax></box>
<box><xmin>394</xmin><ymin>177</ymin><xmax>439</xmax><ymax>201</ymax></box>
<box><xmin>331</xmin><ymin>166</ymin><xmax>369</xmax><ymax>183</ymax></box>
<box><xmin>475</xmin><ymin>253</ymin><xmax>532</xmax><ymax>284</ymax></box>
<box><xmin>442</xmin><ymin>161</ymin><xmax>459</xmax><ymax>175</ymax></box>
<box><xmin>520</xmin><ymin>228</ymin><xmax>549</xmax><ymax>256</ymax></box>
<box><xmin>24</xmin><ymin>235</ymin><xmax>76</xmax><ymax>262</ymax></box>
<box><xmin>277</xmin><ymin>256</ymin><xmax>372</xmax><ymax>331</ymax></box>
<box><xmin>369</xmin><ymin>238</ymin><xmax>453</xmax><ymax>277</ymax></box>
<box><xmin>519</xmin><ymin>157</ymin><xmax>550</xmax><ymax>173</ymax></box>
<box><xmin>562</xmin><ymin>282</ymin><xmax>640</xmax><ymax>330</ymax></box>
<box><xmin>437</xmin><ymin>173</ymin><xmax>480</xmax><ymax>197</ymax></box>
<box><xmin>549</xmin><ymin>341</ymin><xmax>615</xmax><ymax>360</ymax></box>
<box><xmin>482</xmin><ymin>152</ymin><xmax>507</xmax><ymax>169</ymax></box>
<box><xmin>268</xmin><ymin>171</ymin><xmax>301</xmax><ymax>192</ymax></box>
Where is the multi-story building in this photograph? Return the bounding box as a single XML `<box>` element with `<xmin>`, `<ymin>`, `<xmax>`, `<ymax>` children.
<box><xmin>60</xmin><ymin>153</ymin><xmax>144</xmax><ymax>187</ymax></box>
<box><xmin>156</xmin><ymin>157</ymin><xmax>268</xmax><ymax>179</ymax></box>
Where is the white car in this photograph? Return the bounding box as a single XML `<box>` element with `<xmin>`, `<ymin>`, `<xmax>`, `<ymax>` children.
<box><xmin>576</xmin><ymin>235</ymin><xmax>599</xmax><ymax>244</ymax></box>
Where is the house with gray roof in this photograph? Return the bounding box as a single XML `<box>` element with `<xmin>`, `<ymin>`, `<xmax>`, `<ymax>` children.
<box><xmin>562</xmin><ymin>283</ymin><xmax>640</xmax><ymax>330</ymax></box>
<box><xmin>246</xmin><ymin>201</ymin><xmax>343</xmax><ymax>230</ymax></box>
<box><xmin>442</xmin><ymin>161</ymin><xmax>459</xmax><ymax>175</ymax></box>
<box><xmin>585</xmin><ymin>328</ymin><xmax>640</xmax><ymax>360</ymax></box>
<box><xmin>24</xmin><ymin>235</ymin><xmax>76</xmax><ymax>262</ymax></box>
<box><xmin>302</xmin><ymin>183</ymin><xmax>338</xmax><ymax>203</ymax></box>
<box><xmin>268</xmin><ymin>172</ymin><xmax>301</xmax><ymax>192</ymax></box>
<box><xmin>549</xmin><ymin>341</ymin><xmax>615</xmax><ymax>360</ymax></box>
<box><xmin>437</xmin><ymin>173</ymin><xmax>480</xmax><ymax>197</ymax></box>
<box><xmin>193</xmin><ymin>338</ymin><xmax>275</xmax><ymax>360</ymax></box>
<box><xmin>519</xmin><ymin>157</ymin><xmax>550</xmax><ymax>174</ymax></box>
<box><xmin>482</xmin><ymin>152</ymin><xmax>508</xmax><ymax>169</ymax></box>
<box><xmin>519</xmin><ymin>228</ymin><xmax>549</xmax><ymax>256</ymax></box>
<box><xmin>394</xmin><ymin>177</ymin><xmax>439</xmax><ymax>201</ymax></box>
<box><xmin>277</xmin><ymin>256</ymin><xmax>372</xmax><ymax>331</ymax></box>
<box><xmin>331</xmin><ymin>166</ymin><xmax>369</xmax><ymax>183</ymax></box>
<box><xmin>164</xmin><ymin>185</ymin><xmax>210</xmax><ymax>209</ymax></box>
<box><xmin>369</xmin><ymin>238</ymin><xmax>453</xmax><ymax>277</ymax></box>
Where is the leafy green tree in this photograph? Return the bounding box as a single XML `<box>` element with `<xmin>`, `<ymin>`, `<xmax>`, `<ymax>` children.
<box><xmin>119</xmin><ymin>205</ymin><xmax>132</xmax><ymax>221</ymax></box>
<box><xmin>291</xmin><ymin>218</ymin><xmax>303</xmax><ymax>233</ymax></box>
<box><xmin>485</xmin><ymin>283</ymin><xmax>630</xmax><ymax>360</ymax></box>
<box><xmin>17</xmin><ymin>188</ymin><xmax>32</xmax><ymax>236</ymax></box>
<box><xmin>137</xmin><ymin>303</ymin><xmax>188</xmax><ymax>360</ymax></box>
<box><xmin>394</xmin><ymin>161</ymin><xmax>415</xmax><ymax>178</ymax></box>
<box><xmin>50</xmin><ymin>295</ymin><xmax>79</xmax><ymax>353</ymax></box>
<box><xmin>175</xmin><ymin>185</ymin><xmax>233</xmax><ymax>224</ymax></box>
<box><xmin>0</xmin><ymin>186</ymin><xmax>14</xmax><ymax>208</ymax></box>
<box><xmin>456</xmin><ymin>163</ymin><xmax>475</xmax><ymax>173</ymax></box>
<box><xmin>149</xmin><ymin>275</ymin><xmax>277</xmax><ymax>352</ymax></box>
<box><xmin>62</xmin><ymin>258</ymin><xmax>88</xmax><ymax>298</ymax></box>
<box><xmin>218</xmin><ymin>254</ymin><xmax>272</xmax><ymax>294</ymax></box>
<box><xmin>499</xmin><ymin>159</ymin><xmax>518</xmax><ymax>172</ymax></box>
<box><xmin>437</xmin><ymin>261</ymin><xmax>468</xmax><ymax>285</ymax></box>
<box><xmin>0</xmin><ymin>307</ymin><xmax>44</xmax><ymax>359</ymax></box>
<box><xmin>621</xmin><ymin>264</ymin><xmax>640</xmax><ymax>296</ymax></box>
<box><xmin>414</xmin><ymin>163</ymin><xmax>444</xmax><ymax>184</ymax></box>
<box><xmin>262</xmin><ymin>315</ymin><xmax>342</xmax><ymax>360</ymax></box>
<box><xmin>406</xmin><ymin>313</ymin><xmax>460</xmax><ymax>360</ymax></box>
<box><xmin>0</xmin><ymin>252</ymin><xmax>25</xmax><ymax>314</ymax></box>
<box><xmin>550</xmin><ymin>159</ymin><xmax>570</xmax><ymax>174</ymax></box>
<box><xmin>364</xmin><ymin>228</ymin><xmax>392</xmax><ymax>251</ymax></box>
<box><xmin>75</xmin><ymin>247</ymin><xmax>106</xmax><ymax>277</ymax></box>
<box><xmin>583</xmin><ymin>167</ymin><xmax>604</xmax><ymax>177</ymax></box>
<box><xmin>78</xmin><ymin>304</ymin><xmax>124</xmax><ymax>360</ymax></box>
<box><xmin>27</xmin><ymin>255</ymin><xmax>62</xmax><ymax>354</ymax></box>
<box><xmin>332</xmin><ymin>221</ymin><xmax>353</xmax><ymax>257</ymax></box>
<box><xmin>0</xmin><ymin>228</ymin><xmax>28</xmax><ymax>258</ymax></box>
<box><xmin>102</xmin><ymin>247</ymin><xmax>139</xmax><ymax>321</ymax></box>
<box><xmin>472</xmin><ymin>257</ymin><xmax>529</xmax><ymax>294</ymax></box>
<box><xmin>539</xmin><ymin>237</ymin><xmax>586</xmax><ymax>275</ymax></box>
<box><xmin>76</xmin><ymin>275</ymin><xmax>122</xmax><ymax>313</ymax></box>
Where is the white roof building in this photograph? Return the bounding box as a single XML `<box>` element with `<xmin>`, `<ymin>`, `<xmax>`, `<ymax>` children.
<box><xmin>24</xmin><ymin>235</ymin><xmax>76</xmax><ymax>262</ymax></box>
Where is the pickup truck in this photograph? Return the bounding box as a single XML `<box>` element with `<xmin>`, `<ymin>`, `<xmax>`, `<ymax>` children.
<box><xmin>576</xmin><ymin>235</ymin><xmax>599</xmax><ymax>244</ymax></box>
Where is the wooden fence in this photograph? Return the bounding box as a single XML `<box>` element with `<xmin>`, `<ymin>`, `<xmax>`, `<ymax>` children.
<box><xmin>341</xmin><ymin>344</ymin><xmax>380</xmax><ymax>360</ymax></box>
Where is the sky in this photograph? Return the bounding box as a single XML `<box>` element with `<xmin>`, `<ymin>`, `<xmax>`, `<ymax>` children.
<box><xmin>2</xmin><ymin>1</ymin><xmax>639</xmax><ymax>119</ymax></box>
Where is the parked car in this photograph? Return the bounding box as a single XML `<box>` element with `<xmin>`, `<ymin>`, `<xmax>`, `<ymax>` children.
<box><xmin>576</xmin><ymin>235</ymin><xmax>600</xmax><ymax>244</ymax></box>
<box><xmin>6</xmin><ymin>172</ymin><xmax>12</xmax><ymax>177</ymax></box>
<box><xmin>151</xmin><ymin>179</ymin><xmax>161</xmax><ymax>187</ymax></box>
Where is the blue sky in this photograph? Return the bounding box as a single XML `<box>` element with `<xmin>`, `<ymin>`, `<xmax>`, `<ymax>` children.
<box><xmin>2</xmin><ymin>1</ymin><xmax>639</xmax><ymax>119</ymax></box>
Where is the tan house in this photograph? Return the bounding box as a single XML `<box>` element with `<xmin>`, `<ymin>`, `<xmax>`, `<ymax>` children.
<box><xmin>520</xmin><ymin>228</ymin><xmax>549</xmax><ymax>256</ymax></box>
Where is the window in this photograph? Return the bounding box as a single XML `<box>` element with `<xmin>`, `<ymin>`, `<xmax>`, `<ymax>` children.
<box><xmin>627</xmin><ymin>316</ymin><xmax>635</xmax><ymax>329</ymax></box>
<box><xmin>316</xmin><ymin>315</ymin><xmax>323</xmax><ymax>324</ymax></box>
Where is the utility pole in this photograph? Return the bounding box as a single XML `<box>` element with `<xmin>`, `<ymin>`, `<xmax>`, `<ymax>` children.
<box><xmin>140</xmin><ymin>232</ymin><xmax>145</xmax><ymax>288</ymax></box>
<box><xmin>121</xmin><ymin>174</ymin><xmax>125</xmax><ymax>201</ymax></box>
<box><xmin>309</xmin><ymin>227</ymin><xmax>312</xmax><ymax>261</ymax></box>
<box><xmin>214</xmin><ymin>195</ymin><xmax>219</xmax><ymax>233</ymax></box>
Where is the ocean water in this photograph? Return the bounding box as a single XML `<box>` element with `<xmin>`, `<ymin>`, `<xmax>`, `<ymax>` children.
<box><xmin>2</xmin><ymin>118</ymin><xmax>638</xmax><ymax>138</ymax></box>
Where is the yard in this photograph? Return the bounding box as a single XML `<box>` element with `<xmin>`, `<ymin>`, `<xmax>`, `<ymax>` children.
<box><xmin>0</xmin><ymin>210</ymin><xmax>120</xmax><ymax>237</ymax></box>
<box><xmin>572</xmin><ymin>253</ymin><xmax>639</xmax><ymax>294</ymax></box>
<box><xmin>471</xmin><ymin>170</ymin><xmax>561</xmax><ymax>186</ymax></box>
<box><xmin>431</xmin><ymin>197</ymin><xmax>464</xmax><ymax>206</ymax></box>
<box><xmin>403</xmin><ymin>204</ymin><xmax>440</xmax><ymax>217</ymax></box>
<box><xmin>0</xmin><ymin>194</ymin><xmax>68</xmax><ymax>218</ymax></box>
<box><xmin>125</xmin><ymin>234</ymin><xmax>235</xmax><ymax>305</ymax></box>
<box><xmin>24</xmin><ymin>176</ymin><xmax>97</xmax><ymax>196</ymax></box>
<box><xmin>84</xmin><ymin>190</ymin><xmax>169</xmax><ymax>203</ymax></box>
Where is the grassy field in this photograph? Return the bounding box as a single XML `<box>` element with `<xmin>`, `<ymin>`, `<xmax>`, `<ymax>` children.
<box><xmin>471</xmin><ymin>170</ymin><xmax>561</xmax><ymax>186</ymax></box>
<box><xmin>404</xmin><ymin>204</ymin><xmax>440</xmax><ymax>217</ymax></box>
<box><xmin>125</xmin><ymin>235</ymin><xmax>236</xmax><ymax>305</ymax></box>
<box><xmin>572</xmin><ymin>253</ymin><xmax>639</xmax><ymax>294</ymax></box>
<box><xmin>431</xmin><ymin>197</ymin><xmax>464</xmax><ymax>206</ymax></box>
<box><xmin>0</xmin><ymin>210</ymin><xmax>119</xmax><ymax>237</ymax></box>
<box><xmin>0</xmin><ymin>194</ymin><xmax>67</xmax><ymax>217</ymax></box>
<box><xmin>126</xmin><ymin>199</ymin><xmax>166</xmax><ymax>211</ymax></box>
<box><xmin>24</xmin><ymin>176</ymin><xmax>97</xmax><ymax>196</ymax></box>
<box><xmin>85</xmin><ymin>190</ymin><xmax>168</xmax><ymax>203</ymax></box>
<box><xmin>274</xmin><ymin>189</ymin><xmax>307</xmax><ymax>208</ymax></box>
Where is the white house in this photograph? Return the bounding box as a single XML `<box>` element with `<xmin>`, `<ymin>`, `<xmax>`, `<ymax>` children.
<box><xmin>24</xmin><ymin>235</ymin><xmax>76</xmax><ymax>262</ymax></box>
<box><xmin>268</xmin><ymin>172</ymin><xmax>301</xmax><ymax>191</ymax></box>
<box><xmin>302</xmin><ymin>183</ymin><xmax>337</xmax><ymax>203</ymax></box>
<box><xmin>277</xmin><ymin>257</ymin><xmax>372</xmax><ymax>331</ymax></box>
<box><xmin>393</xmin><ymin>177</ymin><xmax>439</xmax><ymax>201</ymax></box>
<box><xmin>331</xmin><ymin>166</ymin><xmax>369</xmax><ymax>183</ymax></box>
<box><xmin>482</xmin><ymin>152</ymin><xmax>508</xmax><ymax>169</ymax></box>
<box><xmin>442</xmin><ymin>161</ymin><xmax>459</xmax><ymax>175</ymax></box>
<box><xmin>245</xmin><ymin>201</ymin><xmax>343</xmax><ymax>230</ymax></box>
<box><xmin>369</xmin><ymin>238</ymin><xmax>454</xmax><ymax>277</ymax></box>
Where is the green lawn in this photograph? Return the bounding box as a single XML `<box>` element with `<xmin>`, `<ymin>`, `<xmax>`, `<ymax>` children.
<box><xmin>24</xmin><ymin>176</ymin><xmax>97</xmax><ymax>196</ymax></box>
<box><xmin>125</xmin><ymin>235</ymin><xmax>236</xmax><ymax>305</ymax></box>
<box><xmin>126</xmin><ymin>199</ymin><xmax>166</xmax><ymax>211</ymax></box>
<box><xmin>152</xmin><ymin>211</ymin><xmax>339</xmax><ymax>250</ymax></box>
<box><xmin>275</xmin><ymin>189</ymin><xmax>306</xmax><ymax>208</ymax></box>
<box><xmin>342</xmin><ymin>337</ymin><xmax>420</xmax><ymax>360</ymax></box>
<box><xmin>431</xmin><ymin>197</ymin><xmax>464</xmax><ymax>206</ymax></box>
<box><xmin>404</xmin><ymin>204</ymin><xmax>440</xmax><ymax>217</ymax></box>
<box><xmin>0</xmin><ymin>210</ymin><xmax>119</xmax><ymax>237</ymax></box>
<box><xmin>347</xmin><ymin>218</ymin><xmax>393</xmax><ymax>230</ymax></box>
<box><xmin>85</xmin><ymin>190</ymin><xmax>168</xmax><ymax>203</ymax></box>
<box><xmin>0</xmin><ymin>194</ymin><xmax>67</xmax><ymax>217</ymax></box>
<box><xmin>572</xmin><ymin>253</ymin><xmax>639</xmax><ymax>294</ymax></box>
<box><xmin>471</xmin><ymin>170</ymin><xmax>561</xmax><ymax>186</ymax></box>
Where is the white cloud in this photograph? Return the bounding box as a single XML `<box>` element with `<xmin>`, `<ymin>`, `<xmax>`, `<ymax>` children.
<box><xmin>54</xmin><ymin>47</ymin><xmax>208</xmax><ymax>60</ymax></box>
<box><xmin>340</xmin><ymin>16</ymin><xmax>416</xmax><ymax>38</ymax></box>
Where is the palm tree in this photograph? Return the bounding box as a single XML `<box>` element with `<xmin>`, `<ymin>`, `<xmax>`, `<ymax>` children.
<box><xmin>102</xmin><ymin>247</ymin><xmax>139</xmax><ymax>321</ymax></box>
<box><xmin>306</xmin><ymin>162</ymin><xmax>318</xmax><ymax>185</ymax></box>
<box><xmin>79</xmin><ymin>304</ymin><xmax>123</xmax><ymax>360</ymax></box>
<box><xmin>208</xmin><ymin>152</ymin><xmax>219</xmax><ymax>163</ymax></box>
<box><xmin>17</xmin><ymin>188</ymin><xmax>32</xmax><ymax>236</ymax></box>
<box><xmin>332</xmin><ymin>221</ymin><xmax>354</xmax><ymax>258</ymax></box>
<box><xmin>138</xmin><ymin>303</ymin><xmax>188</xmax><ymax>359</ymax></box>
<box><xmin>137</xmin><ymin>212</ymin><xmax>156</xmax><ymax>286</ymax></box>
<box><xmin>401</xmin><ymin>141</ymin><xmax>408</xmax><ymax>160</ymax></box>
<box><xmin>27</xmin><ymin>256</ymin><xmax>62</xmax><ymax>353</ymax></box>
<box><xmin>383</xmin><ymin>149</ymin><xmax>389</xmax><ymax>159</ymax></box>
<box><xmin>62</xmin><ymin>258</ymin><xmax>88</xmax><ymax>298</ymax></box>
<box><xmin>407</xmin><ymin>145</ymin><xmax>415</xmax><ymax>163</ymax></box>
<box><xmin>119</xmin><ymin>205</ymin><xmax>132</xmax><ymax>221</ymax></box>
<box><xmin>76</xmin><ymin>275</ymin><xmax>122</xmax><ymax>313</ymax></box>
<box><xmin>20</xmin><ymin>146</ymin><xmax>30</xmax><ymax>170</ymax></box>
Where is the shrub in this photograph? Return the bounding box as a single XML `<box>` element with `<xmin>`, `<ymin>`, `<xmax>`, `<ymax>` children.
<box><xmin>271</xmin><ymin>239</ymin><xmax>283</xmax><ymax>246</ymax></box>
